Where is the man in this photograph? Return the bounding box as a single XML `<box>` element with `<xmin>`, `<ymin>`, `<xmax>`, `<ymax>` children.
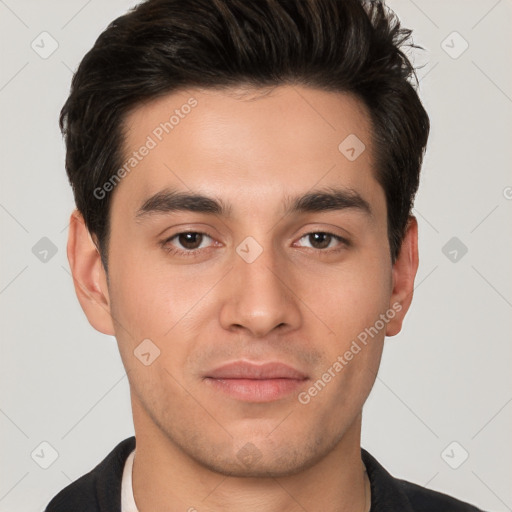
<box><xmin>45</xmin><ymin>0</ymin><xmax>484</xmax><ymax>510</ymax></box>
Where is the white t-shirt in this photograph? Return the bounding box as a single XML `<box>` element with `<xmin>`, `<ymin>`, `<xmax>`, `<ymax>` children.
<box><xmin>121</xmin><ymin>449</ymin><xmax>139</xmax><ymax>512</ymax></box>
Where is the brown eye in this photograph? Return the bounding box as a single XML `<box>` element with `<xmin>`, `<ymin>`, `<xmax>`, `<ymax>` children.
<box><xmin>308</xmin><ymin>233</ymin><xmax>332</xmax><ymax>249</ymax></box>
<box><xmin>161</xmin><ymin>231</ymin><xmax>215</xmax><ymax>256</ymax></box>
<box><xmin>296</xmin><ymin>232</ymin><xmax>348</xmax><ymax>251</ymax></box>
<box><xmin>176</xmin><ymin>232</ymin><xmax>204</xmax><ymax>250</ymax></box>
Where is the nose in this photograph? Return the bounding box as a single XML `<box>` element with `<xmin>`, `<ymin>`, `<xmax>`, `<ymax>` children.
<box><xmin>218</xmin><ymin>241</ymin><xmax>302</xmax><ymax>338</ymax></box>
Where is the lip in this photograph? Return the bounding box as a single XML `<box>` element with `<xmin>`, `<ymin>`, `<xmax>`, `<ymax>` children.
<box><xmin>206</xmin><ymin>361</ymin><xmax>308</xmax><ymax>380</ymax></box>
<box><xmin>204</xmin><ymin>361</ymin><xmax>308</xmax><ymax>402</ymax></box>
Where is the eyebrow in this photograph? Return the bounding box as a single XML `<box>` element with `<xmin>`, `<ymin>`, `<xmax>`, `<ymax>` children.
<box><xmin>135</xmin><ymin>186</ymin><xmax>372</xmax><ymax>220</ymax></box>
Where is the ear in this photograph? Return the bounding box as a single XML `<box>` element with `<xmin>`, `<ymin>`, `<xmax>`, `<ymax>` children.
<box><xmin>385</xmin><ymin>215</ymin><xmax>419</xmax><ymax>337</ymax></box>
<box><xmin>67</xmin><ymin>210</ymin><xmax>115</xmax><ymax>335</ymax></box>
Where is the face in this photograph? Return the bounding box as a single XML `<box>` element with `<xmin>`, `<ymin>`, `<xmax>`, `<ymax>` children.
<box><xmin>70</xmin><ymin>85</ymin><xmax>417</xmax><ymax>478</ymax></box>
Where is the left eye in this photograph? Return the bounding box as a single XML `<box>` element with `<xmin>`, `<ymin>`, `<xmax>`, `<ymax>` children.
<box><xmin>295</xmin><ymin>232</ymin><xmax>347</xmax><ymax>250</ymax></box>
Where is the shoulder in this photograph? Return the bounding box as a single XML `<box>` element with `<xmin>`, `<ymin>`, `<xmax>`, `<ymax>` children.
<box><xmin>396</xmin><ymin>477</ymin><xmax>484</xmax><ymax>511</ymax></box>
<box><xmin>361</xmin><ymin>448</ymin><xmax>485</xmax><ymax>512</ymax></box>
<box><xmin>44</xmin><ymin>471</ymin><xmax>97</xmax><ymax>512</ymax></box>
<box><xmin>44</xmin><ymin>436</ymin><xmax>136</xmax><ymax>512</ymax></box>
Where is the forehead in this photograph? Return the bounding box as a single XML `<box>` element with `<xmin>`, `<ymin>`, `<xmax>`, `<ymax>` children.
<box><xmin>113</xmin><ymin>85</ymin><xmax>382</xmax><ymax>218</ymax></box>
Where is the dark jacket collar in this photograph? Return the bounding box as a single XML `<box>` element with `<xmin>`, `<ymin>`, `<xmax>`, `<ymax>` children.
<box><xmin>361</xmin><ymin>448</ymin><xmax>414</xmax><ymax>511</ymax></box>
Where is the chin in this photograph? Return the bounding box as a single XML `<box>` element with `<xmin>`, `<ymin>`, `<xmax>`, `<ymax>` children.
<box><xmin>182</xmin><ymin>433</ymin><xmax>332</xmax><ymax>479</ymax></box>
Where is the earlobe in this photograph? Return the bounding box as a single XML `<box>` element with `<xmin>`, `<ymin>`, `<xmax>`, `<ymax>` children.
<box><xmin>385</xmin><ymin>215</ymin><xmax>419</xmax><ymax>337</ymax></box>
<box><xmin>67</xmin><ymin>210</ymin><xmax>115</xmax><ymax>335</ymax></box>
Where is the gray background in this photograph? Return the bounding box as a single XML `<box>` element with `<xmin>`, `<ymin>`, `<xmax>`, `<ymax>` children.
<box><xmin>0</xmin><ymin>0</ymin><xmax>511</xmax><ymax>510</ymax></box>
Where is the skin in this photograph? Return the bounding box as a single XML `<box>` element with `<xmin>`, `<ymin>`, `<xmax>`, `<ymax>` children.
<box><xmin>67</xmin><ymin>85</ymin><xmax>419</xmax><ymax>512</ymax></box>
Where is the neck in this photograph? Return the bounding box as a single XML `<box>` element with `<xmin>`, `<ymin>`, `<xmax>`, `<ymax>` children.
<box><xmin>131</xmin><ymin>400</ymin><xmax>369</xmax><ymax>512</ymax></box>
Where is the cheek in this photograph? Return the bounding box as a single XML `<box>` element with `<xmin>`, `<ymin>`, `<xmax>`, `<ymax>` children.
<box><xmin>298</xmin><ymin>253</ymin><xmax>392</xmax><ymax>345</ymax></box>
<box><xmin>108</xmin><ymin>243</ymin><xmax>221</xmax><ymax>352</ymax></box>
<box><xmin>295</xmin><ymin>257</ymin><xmax>390</xmax><ymax>425</ymax></box>
<box><xmin>109</xmin><ymin>240</ymin><xmax>174</xmax><ymax>327</ymax></box>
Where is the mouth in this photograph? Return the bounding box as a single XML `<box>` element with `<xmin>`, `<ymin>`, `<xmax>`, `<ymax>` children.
<box><xmin>203</xmin><ymin>361</ymin><xmax>309</xmax><ymax>402</ymax></box>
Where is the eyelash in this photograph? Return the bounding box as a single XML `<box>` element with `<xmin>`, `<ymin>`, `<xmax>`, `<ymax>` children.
<box><xmin>160</xmin><ymin>230</ymin><xmax>350</xmax><ymax>258</ymax></box>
